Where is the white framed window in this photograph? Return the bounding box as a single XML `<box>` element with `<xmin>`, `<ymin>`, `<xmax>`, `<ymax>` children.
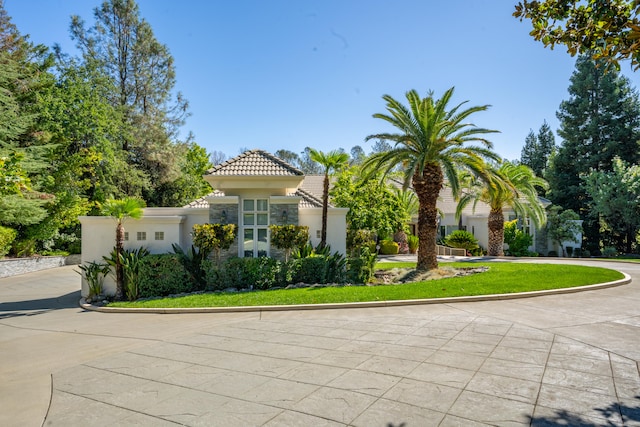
<box><xmin>242</xmin><ymin>199</ymin><xmax>269</xmax><ymax>257</ymax></box>
<box><xmin>124</xmin><ymin>232</ymin><xmax>129</xmax><ymax>241</ymax></box>
<box><xmin>155</xmin><ymin>231</ymin><xmax>164</xmax><ymax>241</ymax></box>
<box><xmin>136</xmin><ymin>231</ymin><xmax>146</xmax><ymax>241</ymax></box>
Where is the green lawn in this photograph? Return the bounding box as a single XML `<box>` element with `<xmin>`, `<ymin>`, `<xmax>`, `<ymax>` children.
<box><xmin>107</xmin><ymin>262</ymin><xmax>625</xmax><ymax>309</ymax></box>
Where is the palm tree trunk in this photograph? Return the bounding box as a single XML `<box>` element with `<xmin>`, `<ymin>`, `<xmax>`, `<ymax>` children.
<box><xmin>115</xmin><ymin>222</ymin><xmax>124</xmax><ymax>300</ymax></box>
<box><xmin>412</xmin><ymin>165</ymin><xmax>442</xmax><ymax>271</ymax></box>
<box><xmin>320</xmin><ymin>172</ymin><xmax>329</xmax><ymax>248</ymax></box>
<box><xmin>487</xmin><ymin>208</ymin><xmax>505</xmax><ymax>256</ymax></box>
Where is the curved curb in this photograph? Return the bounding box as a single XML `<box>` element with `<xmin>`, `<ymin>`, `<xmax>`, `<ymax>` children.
<box><xmin>79</xmin><ymin>272</ymin><xmax>631</xmax><ymax>314</ymax></box>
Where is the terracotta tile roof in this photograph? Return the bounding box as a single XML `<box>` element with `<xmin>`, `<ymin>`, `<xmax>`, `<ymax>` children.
<box><xmin>206</xmin><ymin>149</ymin><xmax>304</xmax><ymax>176</ymax></box>
<box><xmin>183</xmin><ymin>190</ymin><xmax>225</xmax><ymax>208</ymax></box>
<box><xmin>291</xmin><ymin>188</ymin><xmax>328</xmax><ymax>209</ymax></box>
<box><xmin>298</xmin><ymin>174</ymin><xmax>325</xmax><ymax>197</ymax></box>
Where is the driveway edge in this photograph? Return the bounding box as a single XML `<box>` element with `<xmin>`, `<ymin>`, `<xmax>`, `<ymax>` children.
<box><xmin>79</xmin><ymin>272</ymin><xmax>631</xmax><ymax>314</ymax></box>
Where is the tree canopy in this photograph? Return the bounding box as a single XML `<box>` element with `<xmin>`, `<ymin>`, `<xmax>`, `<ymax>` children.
<box><xmin>514</xmin><ymin>0</ymin><xmax>640</xmax><ymax>69</ymax></box>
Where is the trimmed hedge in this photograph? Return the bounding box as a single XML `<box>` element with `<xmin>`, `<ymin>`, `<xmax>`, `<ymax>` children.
<box><xmin>379</xmin><ymin>240</ymin><xmax>399</xmax><ymax>255</ymax></box>
<box><xmin>137</xmin><ymin>254</ymin><xmax>195</xmax><ymax>298</ymax></box>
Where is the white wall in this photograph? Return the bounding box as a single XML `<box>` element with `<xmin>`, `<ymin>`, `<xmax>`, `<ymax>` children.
<box><xmin>79</xmin><ymin>214</ymin><xmax>185</xmax><ymax>297</ymax></box>
<box><xmin>299</xmin><ymin>208</ymin><xmax>348</xmax><ymax>255</ymax></box>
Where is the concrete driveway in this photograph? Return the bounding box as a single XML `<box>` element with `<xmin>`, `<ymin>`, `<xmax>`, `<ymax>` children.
<box><xmin>1</xmin><ymin>259</ymin><xmax>639</xmax><ymax>426</ymax></box>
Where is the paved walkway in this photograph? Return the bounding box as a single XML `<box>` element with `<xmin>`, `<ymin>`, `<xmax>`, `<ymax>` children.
<box><xmin>1</xmin><ymin>258</ymin><xmax>639</xmax><ymax>426</ymax></box>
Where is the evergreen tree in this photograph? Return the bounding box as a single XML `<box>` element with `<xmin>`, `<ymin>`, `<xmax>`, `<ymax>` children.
<box><xmin>520</xmin><ymin>121</ymin><xmax>556</xmax><ymax>178</ymax></box>
<box><xmin>69</xmin><ymin>0</ymin><xmax>190</xmax><ymax>206</ymax></box>
<box><xmin>547</xmin><ymin>54</ymin><xmax>640</xmax><ymax>253</ymax></box>
<box><xmin>584</xmin><ymin>157</ymin><xmax>640</xmax><ymax>254</ymax></box>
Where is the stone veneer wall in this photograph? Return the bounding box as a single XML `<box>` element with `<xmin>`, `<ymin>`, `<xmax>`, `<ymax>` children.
<box><xmin>269</xmin><ymin>203</ymin><xmax>300</xmax><ymax>261</ymax></box>
<box><xmin>209</xmin><ymin>203</ymin><xmax>239</xmax><ymax>263</ymax></box>
<box><xmin>0</xmin><ymin>255</ymin><xmax>80</xmax><ymax>278</ymax></box>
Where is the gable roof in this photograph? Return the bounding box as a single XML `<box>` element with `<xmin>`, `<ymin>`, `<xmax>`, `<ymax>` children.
<box><xmin>183</xmin><ymin>190</ymin><xmax>225</xmax><ymax>208</ymax></box>
<box><xmin>206</xmin><ymin>149</ymin><xmax>304</xmax><ymax>177</ymax></box>
<box><xmin>291</xmin><ymin>187</ymin><xmax>327</xmax><ymax>208</ymax></box>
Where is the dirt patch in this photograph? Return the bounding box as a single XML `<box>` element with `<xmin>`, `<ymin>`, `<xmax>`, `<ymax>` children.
<box><xmin>372</xmin><ymin>266</ymin><xmax>489</xmax><ymax>285</ymax></box>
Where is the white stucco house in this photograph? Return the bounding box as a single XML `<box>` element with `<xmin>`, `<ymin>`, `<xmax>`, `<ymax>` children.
<box><xmin>79</xmin><ymin>149</ymin><xmax>348</xmax><ymax>297</ymax></box>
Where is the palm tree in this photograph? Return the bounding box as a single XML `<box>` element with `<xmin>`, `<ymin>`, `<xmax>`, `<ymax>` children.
<box><xmin>309</xmin><ymin>148</ymin><xmax>349</xmax><ymax>248</ymax></box>
<box><xmin>456</xmin><ymin>161</ymin><xmax>548</xmax><ymax>256</ymax></box>
<box><xmin>102</xmin><ymin>197</ymin><xmax>145</xmax><ymax>300</ymax></box>
<box><xmin>363</xmin><ymin>88</ymin><xmax>499</xmax><ymax>271</ymax></box>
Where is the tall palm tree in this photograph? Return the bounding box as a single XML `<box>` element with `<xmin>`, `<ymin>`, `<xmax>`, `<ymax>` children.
<box><xmin>102</xmin><ymin>197</ymin><xmax>145</xmax><ymax>300</ymax></box>
<box><xmin>456</xmin><ymin>161</ymin><xmax>548</xmax><ymax>256</ymax></box>
<box><xmin>309</xmin><ymin>148</ymin><xmax>349</xmax><ymax>248</ymax></box>
<box><xmin>363</xmin><ymin>88</ymin><xmax>499</xmax><ymax>271</ymax></box>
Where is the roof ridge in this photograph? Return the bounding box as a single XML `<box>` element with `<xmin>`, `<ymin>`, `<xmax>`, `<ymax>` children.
<box><xmin>295</xmin><ymin>187</ymin><xmax>333</xmax><ymax>208</ymax></box>
<box><xmin>206</xmin><ymin>149</ymin><xmax>304</xmax><ymax>176</ymax></box>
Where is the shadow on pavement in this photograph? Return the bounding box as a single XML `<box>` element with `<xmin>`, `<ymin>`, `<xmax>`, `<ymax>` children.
<box><xmin>0</xmin><ymin>290</ymin><xmax>80</xmax><ymax>319</ymax></box>
<box><xmin>528</xmin><ymin>396</ymin><xmax>640</xmax><ymax>426</ymax></box>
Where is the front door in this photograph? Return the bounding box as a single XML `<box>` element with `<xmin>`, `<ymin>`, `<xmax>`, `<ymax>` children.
<box><xmin>242</xmin><ymin>199</ymin><xmax>269</xmax><ymax>257</ymax></box>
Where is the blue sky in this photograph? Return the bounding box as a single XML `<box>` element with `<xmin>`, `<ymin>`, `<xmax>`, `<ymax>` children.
<box><xmin>6</xmin><ymin>0</ymin><xmax>640</xmax><ymax>161</ymax></box>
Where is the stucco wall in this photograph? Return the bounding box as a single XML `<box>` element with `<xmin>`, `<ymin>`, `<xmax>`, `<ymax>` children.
<box><xmin>79</xmin><ymin>215</ymin><xmax>186</xmax><ymax>297</ymax></box>
<box><xmin>299</xmin><ymin>208</ymin><xmax>348</xmax><ymax>255</ymax></box>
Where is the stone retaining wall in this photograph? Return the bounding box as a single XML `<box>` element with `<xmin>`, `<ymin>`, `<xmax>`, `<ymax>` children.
<box><xmin>0</xmin><ymin>255</ymin><xmax>80</xmax><ymax>278</ymax></box>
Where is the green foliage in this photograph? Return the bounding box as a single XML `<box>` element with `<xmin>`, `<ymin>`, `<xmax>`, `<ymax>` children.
<box><xmin>111</xmin><ymin>263</ymin><xmax>624</xmax><ymax>309</ymax></box>
<box><xmin>379</xmin><ymin>240</ymin><xmax>399</xmax><ymax>255</ymax></box>
<box><xmin>546</xmin><ymin>55</ymin><xmax>640</xmax><ymax>252</ymax></box>
<box><xmin>444</xmin><ymin>230</ymin><xmax>479</xmax><ymax>251</ymax></box>
<box><xmin>0</xmin><ymin>225</ymin><xmax>17</xmax><ymax>258</ymax></box>
<box><xmin>292</xmin><ymin>252</ymin><xmax>347</xmax><ymax>284</ymax></box>
<box><xmin>309</xmin><ymin>148</ymin><xmax>349</xmax><ymax>248</ymax></box>
<box><xmin>70</xmin><ymin>0</ymin><xmax>191</xmax><ymax>207</ymax></box>
<box><xmin>603</xmin><ymin>246</ymin><xmax>618</xmax><ymax>258</ymax></box>
<box><xmin>137</xmin><ymin>254</ymin><xmax>194</xmax><ymax>299</ymax></box>
<box><xmin>346</xmin><ymin>247</ymin><xmax>377</xmax><ymax>284</ymax></box>
<box><xmin>503</xmin><ymin>220</ymin><xmax>534</xmax><ymax>257</ymax></box>
<box><xmin>546</xmin><ymin>206</ymin><xmax>582</xmax><ymax>256</ymax></box>
<box><xmin>192</xmin><ymin>223</ymin><xmax>237</xmax><ymax>264</ymax></box>
<box><xmin>363</xmin><ymin>87</ymin><xmax>499</xmax><ymax>270</ymax></box>
<box><xmin>520</xmin><ymin>121</ymin><xmax>556</xmax><ymax>185</ymax></box>
<box><xmin>77</xmin><ymin>261</ymin><xmax>110</xmax><ymax>298</ymax></box>
<box><xmin>212</xmin><ymin>257</ymin><xmax>284</xmax><ymax>291</ymax></box>
<box><xmin>268</xmin><ymin>225</ymin><xmax>309</xmax><ymax>261</ymax></box>
<box><xmin>514</xmin><ymin>0</ymin><xmax>640</xmax><ymax>70</ymax></box>
<box><xmin>332</xmin><ymin>166</ymin><xmax>410</xmax><ymax>240</ymax></box>
<box><xmin>346</xmin><ymin>228</ymin><xmax>377</xmax><ymax>257</ymax></box>
<box><xmin>172</xmin><ymin>244</ymin><xmax>207</xmax><ymax>289</ymax></box>
<box><xmin>584</xmin><ymin>157</ymin><xmax>640</xmax><ymax>254</ymax></box>
<box><xmin>104</xmin><ymin>247</ymin><xmax>149</xmax><ymax>300</ymax></box>
<box><xmin>407</xmin><ymin>235</ymin><xmax>419</xmax><ymax>254</ymax></box>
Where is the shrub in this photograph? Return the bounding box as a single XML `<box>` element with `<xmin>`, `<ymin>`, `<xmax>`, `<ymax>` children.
<box><xmin>192</xmin><ymin>223</ymin><xmax>237</xmax><ymax>266</ymax></box>
<box><xmin>379</xmin><ymin>240</ymin><xmax>399</xmax><ymax>255</ymax></box>
<box><xmin>0</xmin><ymin>226</ymin><xmax>17</xmax><ymax>258</ymax></box>
<box><xmin>292</xmin><ymin>252</ymin><xmax>346</xmax><ymax>284</ymax></box>
<box><xmin>347</xmin><ymin>229</ymin><xmax>376</xmax><ymax>257</ymax></box>
<box><xmin>347</xmin><ymin>247</ymin><xmax>377</xmax><ymax>284</ymax></box>
<box><xmin>407</xmin><ymin>235</ymin><xmax>419</xmax><ymax>254</ymax></box>
<box><xmin>77</xmin><ymin>261</ymin><xmax>110</xmax><ymax>298</ymax></box>
<box><xmin>172</xmin><ymin>244</ymin><xmax>207</xmax><ymax>290</ymax></box>
<box><xmin>292</xmin><ymin>256</ymin><xmax>329</xmax><ymax>284</ymax></box>
<box><xmin>547</xmin><ymin>250</ymin><xmax>558</xmax><ymax>257</ymax></box>
<box><xmin>138</xmin><ymin>254</ymin><xmax>194</xmax><ymax>298</ymax></box>
<box><xmin>444</xmin><ymin>230</ymin><xmax>479</xmax><ymax>251</ymax></box>
<box><xmin>214</xmin><ymin>257</ymin><xmax>283</xmax><ymax>290</ymax></box>
<box><xmin>269</xmin><ymin>225</ymin><xmax>309</xmax><ymax>261</ymax></box>
<box><xmin>603</xmin><ymin>246</ymin><xmax>618</xmax><ymax>258</ymax></box>
<box><xmin>503</xmin><ymin>220</ymin><xmax>533</xmax><ymax>256</ymax></box>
